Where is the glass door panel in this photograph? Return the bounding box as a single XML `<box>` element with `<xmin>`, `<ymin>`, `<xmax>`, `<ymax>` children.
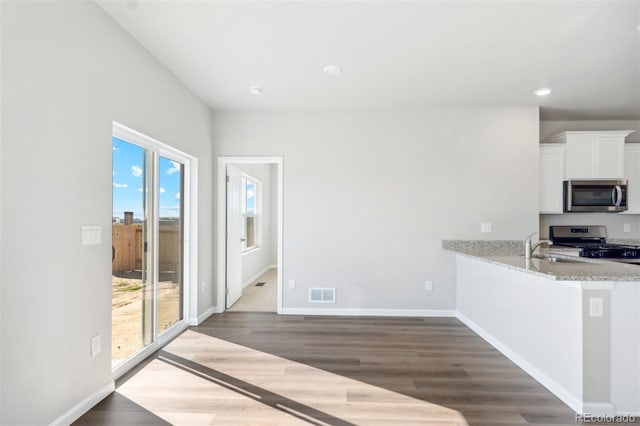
<box><xmin>111</xmin><ymin>137</ymin><xmax>153</xmax><ymax>367</ymax></box>
<box><xmin>157</xmin><ymin>156</ymin><xmax>184</xmax><ymax>334</ymax></box>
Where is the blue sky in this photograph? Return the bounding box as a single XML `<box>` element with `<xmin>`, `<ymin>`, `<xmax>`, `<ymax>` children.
<box><xmin>112</xmin><ymin>137</ymin><xmax>182</xmax><ymax>220</ymax></box>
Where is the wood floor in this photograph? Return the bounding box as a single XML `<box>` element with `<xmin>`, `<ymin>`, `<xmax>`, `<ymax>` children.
<box><xmin>75</xmin><ymin>313</ymin><xmax>629</xmax><ymax>425</ymax></box>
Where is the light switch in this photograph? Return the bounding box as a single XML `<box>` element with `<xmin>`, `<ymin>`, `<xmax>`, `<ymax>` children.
<box><xmin>82</xmin><ymin>225</ymin><xmax>102</xmax><ymax>245</ymax></box>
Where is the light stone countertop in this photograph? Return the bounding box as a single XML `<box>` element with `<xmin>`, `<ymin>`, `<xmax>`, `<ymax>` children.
<box><xmin>442</xmin><ymin>240</ymin><xmax>640</xmax><ymax>282</ymax></box>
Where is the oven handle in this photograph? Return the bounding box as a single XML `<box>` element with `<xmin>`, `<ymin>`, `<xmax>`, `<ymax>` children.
<box><xmin>613</xmin><ymin>185</ymin><xmax>622</xmax><ymax>207</ymax></box>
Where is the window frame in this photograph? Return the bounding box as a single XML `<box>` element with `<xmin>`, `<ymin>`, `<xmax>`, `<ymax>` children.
<box><xmin>240</xmin><ymin>173</ymin><xmax>261</xmax><ymax>253</ymax></box>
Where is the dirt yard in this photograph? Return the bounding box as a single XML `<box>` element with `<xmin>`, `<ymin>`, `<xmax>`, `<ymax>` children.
<box><xmin>112</xmin><ymin>274</ymin><xmax>181</xmax><ymax>366</ymax></box>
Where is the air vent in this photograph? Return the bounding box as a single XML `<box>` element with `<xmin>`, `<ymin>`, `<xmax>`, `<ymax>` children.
<box><xmin>309</xmin><ymin>288</ymin><xmax>335</xmax><ymax>303</ymax></box>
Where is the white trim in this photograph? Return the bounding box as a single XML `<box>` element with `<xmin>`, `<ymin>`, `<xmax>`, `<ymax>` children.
<box><xmin>455</xmin><ymin>310</ymin><xmax>584</xmax><ymax>413</ymax></box>
<box><xmin>49</xmin><ymin>380</ymin><xmax>115</xmax><ymax>426</ymax></box>
<box><xmin>243</xmin><ymin>265</ymin><xmax>275</xmax><ymax>289</ymax></box>
<box><xmin>579</xmin><ymin>403</ymin><xmax>616</xmax><ymax>416</ymax></box>
<box><xmin>189</xmin><ymin>306</ymin><xmax>218</xmax><ymax>326</ymax></box>
<box><xmin>217</xmin><ymin>157</ymin><xmax>284</xmax><ymax>315</ymax></box>
<box><xmin>280</xmin><ymin>308</ymin><xmax>456</xmax><ymax>317</ymax></box>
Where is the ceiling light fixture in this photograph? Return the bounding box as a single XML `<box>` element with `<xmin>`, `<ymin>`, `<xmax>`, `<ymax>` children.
<box><xmin>534</xmin><ymin>87</ymin><xmax>552</xmax><ymax>97</ymax></box>
<box><xmin>249</xmin><ymin>86</ymin><xmax>263</xmax><ymax>95</ymax></box>
<box><xmin>323</xmin><ymin>65</ymin><xmax>343</xmax><ymax>76</ymax></box>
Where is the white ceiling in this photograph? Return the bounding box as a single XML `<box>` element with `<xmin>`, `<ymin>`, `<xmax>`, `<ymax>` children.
<box><xmin>98</xmin><ymin>1</ymin><xmax>640</xmax><ymax>120</ymax></box>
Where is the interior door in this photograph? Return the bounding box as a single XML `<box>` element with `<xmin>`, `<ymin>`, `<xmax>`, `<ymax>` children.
<box><xmin>226</xmin><ymin>164</ymin><xmax>243</xmax><ymax>308</ymax></box>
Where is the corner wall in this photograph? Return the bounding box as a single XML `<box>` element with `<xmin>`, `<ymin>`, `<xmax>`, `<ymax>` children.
<box><xmin>0</xmin><ymin>2</ymin><xmax>215</xmax><ymax>424</ymax></box>
<box><xmin>212</xmin><ymin>108</ymin><xmax>539</xmax><ymax>313</ymax></box>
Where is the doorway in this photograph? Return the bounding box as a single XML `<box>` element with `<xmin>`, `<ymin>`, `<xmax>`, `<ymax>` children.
<box><xmin>217</xmin><ymin>157</ymin><xmax>283</xmax><ymax>314</ymax></box>
<box><xmin>112</xmin><ymin>122</ymin><xmax>196</xmax><ymax>378</ymax></box>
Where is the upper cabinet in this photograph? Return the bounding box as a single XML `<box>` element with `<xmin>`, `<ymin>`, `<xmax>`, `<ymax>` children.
<box><xmin>625</xmin><ymin>144</ymin><xmax>640</xmax><ymax>214</ymax></box>
<box><xmin>546</xmin><ymin>131</ymin><xmax>633</xmax><ymax>179</ymax></box>
<box><xmin>539</xmin><ymin>144</ymin><xmax>566</xmax><ymax>214</ymax></box>
<box><xmin>540</xmin><ymin>131</ymin><xmax>636</xmax><ymax>214</ymax></box>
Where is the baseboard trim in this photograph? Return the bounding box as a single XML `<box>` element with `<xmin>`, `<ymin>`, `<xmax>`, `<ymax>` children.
<box><xmin>455</xmin><ymin>310</ymin><xmax>584</xmax><ymax>414</ymax></box>
<box><xmin>242</xmin><ymin>265</ymin><xmax>276</xmax><ymax>289</ymax></box>
<box><xmin>580</xmin><ymin>402</ymin><xmax>616</xmax><ymax>416</ymax></box>
<box><xmin>189</xmin><ymin>306</ymin><xmax>218</xmax><ymax>326</ymax></box>
<box><xmin>280</xmin><ymin>308</ymin><xmax>456</xmax><ymax>317</ymax></box>
<box><xmin>50</xmin><ymin>380</ymin><xmax>115</xmax><ymax>426</ymax></box>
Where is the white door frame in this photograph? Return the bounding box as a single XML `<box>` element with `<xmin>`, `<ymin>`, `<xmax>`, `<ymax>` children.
<box><xmin>216</xmin><ymin>156</ymin><xmax>283</xmax><ymax>314</ymax></box>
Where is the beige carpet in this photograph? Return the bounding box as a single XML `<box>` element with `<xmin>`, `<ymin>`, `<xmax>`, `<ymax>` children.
<box><xmin>227</xmin><ymin>268</ymin><xmax>277</xmax><ymax>312</ymax></box>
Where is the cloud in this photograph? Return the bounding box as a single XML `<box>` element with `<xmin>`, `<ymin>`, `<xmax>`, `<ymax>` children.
<box><xmin>167</xmin><ymin>161</ymin><xmax>181</xmax><ymax>175</ymax></box>
<box><xmin>159</xmin><ymin>187</ymin><xmax>166</xmax><ymax>193</ymax></box>
<box><xmin>175</xmin><ymin>192</ymin><xmax>180</xmax><ymax>199</ymax></box>
<box><xmin>113</xmin><ymin>183</ymin><xmax>128</xmax><ymax>188</ymax></box>
<box><xmin>131</xmin><ymin>165</ymin><xmax>143</xmax><ymax>177</ymax></box>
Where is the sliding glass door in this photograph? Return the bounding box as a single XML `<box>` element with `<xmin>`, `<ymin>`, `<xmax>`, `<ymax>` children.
<box><xmin>112</xmin><ymin>126</ymin><xmax>188</xmax><ymax>371</ymax></box>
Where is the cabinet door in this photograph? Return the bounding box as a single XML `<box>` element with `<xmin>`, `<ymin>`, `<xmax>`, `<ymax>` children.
<box><xmin>625</xmin><ymin>144</ymin><xmax>640</xmax><ymax>213</ymax></box>
<box><xmin>597</xmin><ymin>137</ymin><xmax>625</xmax><ymax>178</ymax></box>
<box><xmin>566</xmin><ymin>140</ymin><xmax>594</xmax><ymax>179</ymax></box>
<box><xmin>565</xmin><ymin>136</ymin><xmax>625</xmax><ymax>179</ymax></box>
<box><xmin>540</xmin><ymin>145</ymin><xmax>566</xmax><ymax>214</ymax></box>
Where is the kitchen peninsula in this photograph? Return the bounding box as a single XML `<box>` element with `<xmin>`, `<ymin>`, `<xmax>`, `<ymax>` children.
<box><xmin>444</xmin><ymin>240</ymin><xmax>640</xmax><ymax>417</ymax></box>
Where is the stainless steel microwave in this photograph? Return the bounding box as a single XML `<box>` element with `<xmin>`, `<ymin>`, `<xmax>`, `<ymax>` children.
<box><xmin>564</xmin><ymin>179</ymin><xmax>628</xmax><ymax>212</ymax></box>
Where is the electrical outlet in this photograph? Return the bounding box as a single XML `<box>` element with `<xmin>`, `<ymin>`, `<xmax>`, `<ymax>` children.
<box><xmin>288</xmin><ymin>280</ymin><xmax>296</xmax><ymax>289</ymax></box>
<box><xmin>589</xmin><ymin>297</ymin><xmax>604</xmax><ymax>317</ymax></box>
<box><xmin>624</xmin><ymin>223</ymin><xmax>631</xmax><ymax>233</ymax></box>
<box><xmin>480</xmin><ymin>223</ymin><xmax>492</xmax><ymax>233</ymax></box>
<box><xmin>91</xmin><ymin>334</ymin><xmax>101</xmax><ymax>356</ymax></box>
<box><xmin>425</xmin><ymin>280</ymin><xmax>433</xmax><ymax>291</ymax></box>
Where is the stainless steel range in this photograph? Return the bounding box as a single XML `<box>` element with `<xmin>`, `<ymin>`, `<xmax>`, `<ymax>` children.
<box><xmin>549</xmin><ymin>225</ymin><xmax>640</xmax><ymax>264</ymax></box>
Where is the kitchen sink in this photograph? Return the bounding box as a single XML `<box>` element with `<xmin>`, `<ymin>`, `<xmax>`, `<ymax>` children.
<box><xmin>533</xmin><ymin>255</ymin><xmax>586</xmax><ymax>263</ymax></box>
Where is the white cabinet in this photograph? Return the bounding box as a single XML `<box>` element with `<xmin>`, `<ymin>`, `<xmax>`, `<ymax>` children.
<box><xmin>539</xmin><ymin>144</ymin><xmax>566</xmax><ymax>214</ymax></box>
<box><xmin>547</xmin><ymin>131</ymin><xmax>632</xmax><ymax>179</ymax></box>
<box><xmin>625</xmin><ymin>144</ymin><xmax>640</xmax><ymax>213</ymax></box>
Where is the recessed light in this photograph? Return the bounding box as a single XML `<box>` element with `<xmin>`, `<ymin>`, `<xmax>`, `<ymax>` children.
<box><xmin>323</xmin><ymin>65</ymin><xmax>343</xmax><ymax>76</ymax></box>
<box><xmin>534</xmin><ymin>87</ymin><xmax>552</xmax><ymax>97</ymax></box>
<box><xmin>249</xmin><ymin>86</ymin><xmax>263</xmax><ymax>95</ymax></box>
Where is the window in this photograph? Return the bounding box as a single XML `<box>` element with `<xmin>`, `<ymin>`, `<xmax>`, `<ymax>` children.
<box><xmin>241</xmin><ymin>175</ymin><xmax>260</xmax><ymax>251</ymax></box>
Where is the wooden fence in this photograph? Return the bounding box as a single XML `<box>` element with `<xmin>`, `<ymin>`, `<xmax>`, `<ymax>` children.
<box><xmin>112</xmin><ymin>224</ymin><xmax>182</xmax><ymax>273</ymax></box>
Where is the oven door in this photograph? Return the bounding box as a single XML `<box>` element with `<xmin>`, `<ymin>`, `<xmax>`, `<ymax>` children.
<box><xmin>564</xmin><ymin>180</ymin><xmax>628</xmax><ymax>212</ymax></box>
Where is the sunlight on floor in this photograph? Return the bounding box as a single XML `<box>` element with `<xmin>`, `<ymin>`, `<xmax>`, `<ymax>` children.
<box><xmin>115</xmin><ymin>330</ymin><xmax>469</xmax><ymax>425</ymax></box>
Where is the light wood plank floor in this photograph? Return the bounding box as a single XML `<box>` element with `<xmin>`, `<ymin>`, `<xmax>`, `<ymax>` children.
<box><xmin>227</xmin><ymin>268</ymin><xmax>277</xmax><ymax>312</ymax></box>
<box><xmin>75</xmin><ymin>313</ymin><xmax>633</xmax><ymax>425</ymax></box>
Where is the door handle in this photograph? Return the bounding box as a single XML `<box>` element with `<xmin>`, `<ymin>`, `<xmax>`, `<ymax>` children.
<box><xmin>611</xmin><ymin>185</ymin><xmax>622</xmax><ymax>207</ymax></box>
<box><xmin>241</xmin><ymin>238</ymin><xmax>246</xmax><ymax>242</ymax></box>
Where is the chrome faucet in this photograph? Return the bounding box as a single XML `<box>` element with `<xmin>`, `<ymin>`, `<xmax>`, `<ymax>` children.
<box><xmin>524</xmin><ymin>232</ymin><xmax>552</xmax><ymax>259</ymax></box>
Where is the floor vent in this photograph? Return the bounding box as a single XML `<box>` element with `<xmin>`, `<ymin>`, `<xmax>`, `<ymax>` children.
<box><xmin>309</xmin><ymin>288</ymin><xmax>336</xmax><ymax>303</ymax></box>
<box><xmin>255</xmin><ymin>282</ymin><xmax>266</xmax><ymax>287</ymax></box>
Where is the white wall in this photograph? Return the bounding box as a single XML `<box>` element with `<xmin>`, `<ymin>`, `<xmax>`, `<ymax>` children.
<box><xmin>539</xmin><ymin>120</ymin><xmax>640</xmax><ymax>240</ymax></box>
<box><xmin>233</xmin><ymin>163</ymin><xmax>277</xmax><ymax>286</ymax></box>
<box><xmin>212</xmin><ymin>108</ymin><xmax>539</xmax><ymax>312</ymax></box>
<box><xmin>0</xmin><ymin>2</ymin><xmax>215</xmax><ymax>424</ymax></box>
